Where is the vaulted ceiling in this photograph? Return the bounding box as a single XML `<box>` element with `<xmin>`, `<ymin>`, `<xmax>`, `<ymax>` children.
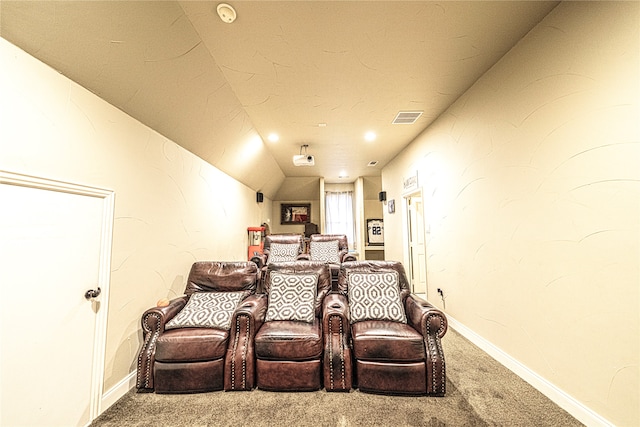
<box><xmin>0</xmin><ymin>1</ymin><xmax>558</xmax><ymax>199</ymax></box>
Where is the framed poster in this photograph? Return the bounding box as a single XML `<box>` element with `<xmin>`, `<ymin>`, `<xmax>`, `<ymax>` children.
<box><xmin>281</xmin><ymin>203</ymin><xmax>311</xmax><ymax>224</ymax></box>
<box><xmin>366</xmin><ymin>218</ymin><xmax>384</xmax><ymax>245</ymax></box>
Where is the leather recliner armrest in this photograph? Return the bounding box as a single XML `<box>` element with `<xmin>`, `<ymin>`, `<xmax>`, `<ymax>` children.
<box><xmin>224</xmin><ymin>294</ymin><xmax>268</xmax><ymax>391</ymax></box>
<box><xmin>136</xmin><ymin>296</ymin><xmax>188</xmax><ymax>391</ymax></box>
<box><xmin>342</xmin><ymin>253</ymin><xmax>357</xmax><ymax>262</ymax></box>
<box><xmin>322</xmin><ymin>293</ymin><xmax>353</xmax><ymax>391</ymax></box>
<box><xmin>233</xmin><ymin>293</ymin><xmax>268</xmax><ymax>330</ymax></box>
<box><xmin>404</xmin><ymin>294</ymin><xmax>447</xmax><ymax>396</ymax></box>
<box><xmin>141</xmin><ymin>297</ymin><xmax>188</xmax><ymax>336</ymax></box>
<box><xmin>405</xmin><ymin>294</ymin><xmax>447</xmax><ymax>338</ymax></box>
<box><xmin>323</xmin><ymin>293</ymin><xmax>349</xmax><ymax>323</ymax></box>
<box><xmin>250</xmin><ymin>254</ymin><xmax>266</xmax><ymax>269</ymax></box>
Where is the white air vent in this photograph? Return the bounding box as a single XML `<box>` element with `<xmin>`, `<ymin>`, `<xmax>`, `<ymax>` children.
<box><xmin>367</xmin><ymin>161</ymin><xmax>379</xmax><ymax>167</ymax></box>
<box><xmin>392</xmin><ymin>111</ymin><xmax>423</xmax><ymax>124</ymax></box>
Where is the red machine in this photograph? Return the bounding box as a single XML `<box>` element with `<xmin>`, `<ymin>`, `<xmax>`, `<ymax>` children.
<box><xmin>247</xmin><ymin>226</ymin><xmax>265</xmax><ymax>260</ymax></box>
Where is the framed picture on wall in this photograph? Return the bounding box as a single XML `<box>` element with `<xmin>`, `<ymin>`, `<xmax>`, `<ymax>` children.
<box><xmin>388</xmin><ymin>199</ymin><xmax>395</xmax><ymax>214</ymax></box>
<box><xmin>366</xmin><ymin>218</ymin><xmax>384</xmax><ymax>245</ymax></box>
<box><xmin>281</xmin><ymin>203</ymin><xmax>311</xmax><ymax>224</ymax></box>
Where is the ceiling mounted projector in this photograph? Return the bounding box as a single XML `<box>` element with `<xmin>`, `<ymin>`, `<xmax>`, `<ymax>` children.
<box><xmin>293</xmin><ymin>144</ymin><xmax>314</xmax><ymax>166</ymax></box>
<box><xmin>293</xmin><ymin>154</ymin><xmax>315</xmax><ymax>166</ymax></box>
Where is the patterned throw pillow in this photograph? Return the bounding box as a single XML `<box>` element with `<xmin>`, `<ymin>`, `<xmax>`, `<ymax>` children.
<box><xmin>309</xmin><ymin>240</ymin><xmax>340</xmax><ymax>264</ymax></box>
<box><xmin>265</xmin><ymin>272</ymin><xmax>317</xmax><ymax>323</ymax></box>
<box><xmin>165</xmin><ymin>291</ymin><xmax>246</xmax><ymax>330</ymax></box>
<box><xmin>268</xmin><ymin>242</ymin><xmax>300</xmax><ymax>263</ymax></box>
<box><xmin>348</xmin><ymin>271</ymin><xmax>406</xmax><ymax>324</ymax></box>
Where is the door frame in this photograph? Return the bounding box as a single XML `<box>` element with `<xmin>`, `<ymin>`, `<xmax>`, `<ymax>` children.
<box><xmin>0</xmin><ymin>170</ymin><xmax>115</xmax><ymax>423</ymax></box>
<box><xmin>403</xmin><ymin>188</ymin><xmax>427</xmax><ymax>297</ymax></box>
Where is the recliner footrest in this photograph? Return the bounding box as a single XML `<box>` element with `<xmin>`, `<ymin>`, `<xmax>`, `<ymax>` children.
<box><xmin>154</xmin><ymin>359</ymin><xmax>224</xmax><ymax>393</ymax></box>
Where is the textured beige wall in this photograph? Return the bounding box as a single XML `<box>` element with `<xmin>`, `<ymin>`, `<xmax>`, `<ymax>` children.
<box><xmin>0</xmin><ymin>38</ymin><xmax>272</xmax><ymax>392</ymax></box>
<box><xmin>382</xmin><ymin>2</ymin><xmax>639</xmax><ymax>425</ymax></box>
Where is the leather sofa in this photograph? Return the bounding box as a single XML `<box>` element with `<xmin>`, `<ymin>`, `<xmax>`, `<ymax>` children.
<box><xmin>336</xmin><ymin>260</ymin><xmax>448</xmax><ymax>395</ymax></box>
<box><xmin>136</xmin><ymin>261</ymin><xmax>267</xmax><ymax>393</ymax></box>
<box><xmin>136</xmin><ymin>259</ymin><xmax>446</xmax><ymax>396</ymax></box>
<box><xmin>254</xmin><ymin>261</ymin><xmax>351</xmax><ymax>391</ymax></box>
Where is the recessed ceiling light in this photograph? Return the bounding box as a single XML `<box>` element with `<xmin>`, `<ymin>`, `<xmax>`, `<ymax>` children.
<box><xmin>267</xmin><ymin>133</ymin><xmax>279</xmax><ymax>142</ymax></box>
<box><xmin>364</xmin><ymin>131</ymin><xmax>376</xmax><ymax>141</ymax></box>
<box><xmin>318</xmin><ymin>123</ymin><xmax>327</xmax><ymax>127</ymax></box>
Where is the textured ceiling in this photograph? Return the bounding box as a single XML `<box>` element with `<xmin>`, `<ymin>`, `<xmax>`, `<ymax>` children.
<box><xmin>0</xmin><ymin>1</ymin><xmax>558</xmax><ymax>198</ymax></box>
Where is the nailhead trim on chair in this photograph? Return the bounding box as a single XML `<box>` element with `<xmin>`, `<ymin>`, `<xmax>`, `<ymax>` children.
<box><xmin>328</xmin><ymin>317</ymin><xmax>334</xmax><ymax>390</ymax></box>
<box><xmin>241</xmin><ymin>317</ymin><xmax>249</xmax><ymax>389</ymax></box>
<box><xmin>338</xmin><ymin>318</ymin><xmax>346</xmax><ymax>390</ymax></box>
<box><xmin>230</xmin><ymin>314</ymin><xmax>250</xmax><ymax>390</ymax></box>
<box><xmin>230</xmin><ymin>317</ymin><xmax>240</xmax><ymax>390</ymax></box>
<box><xmin>137</xmin><ymin>312</ymin><xmax>161</xmax><ymax>390</ymax></box>
<box><xmin>327</xmin><ymin>315</ymin><xmax>347</xmax><ymax>391</ymax></box>
<box><xmin>426</xmin><ymin>313</ymin><xmax>446</xmax><ymax>395</ymax></box>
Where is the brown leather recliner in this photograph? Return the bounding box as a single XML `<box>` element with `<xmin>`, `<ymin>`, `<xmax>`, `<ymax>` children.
<box><xmin>302</xmin><ymin>234</ymin><xmax>357</xmax><ymax>291</ymax></box>
<box><xmin>254</xmin><ymin>261</ymin><xmax>351</xmax><ymax>392</ymax></box>
<box><xmin>250</xmin><ymin>234</ymin><xmax>305</xmax><ymax>268</ymax></box>
<box><xmin>337</xmin><ymin>260</ymin><xmax>448</xmax><ymax>396</ymax></box>
<box><xmin>136</xmin><ymin>261</ymin><xmax>267</xmax><ymax>393</ymax></box>
<box><xmin>250</xmin><ymin>234</ymin><xmax>306</xmax><ymax>290</ymax></box>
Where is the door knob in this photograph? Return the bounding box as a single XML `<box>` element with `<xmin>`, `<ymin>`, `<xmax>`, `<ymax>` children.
<box><xmin>85</xmin><ymin>287</ymin><xmax>101</xmax><ymax>300</ymax></box>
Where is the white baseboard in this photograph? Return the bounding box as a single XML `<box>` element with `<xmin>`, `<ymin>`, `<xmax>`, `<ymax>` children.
<box><xmin>100</xmin><ymin>371</ymin><xmax>136</xmax><ymax>415</ymax></box>
<box><xmin>446</xmin><ymin>315</ymin><xmax>613</xmax><ymax>427</ymax></box>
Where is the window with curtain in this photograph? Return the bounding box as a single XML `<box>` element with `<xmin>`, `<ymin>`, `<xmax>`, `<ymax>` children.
<box><xmin>325</xmin><ymin>191</ymin><xmax>355</xmax><ymax>249</ymax></box>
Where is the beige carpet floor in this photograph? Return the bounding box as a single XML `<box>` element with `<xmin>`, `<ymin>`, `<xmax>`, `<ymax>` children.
<box><xmin>91</xmin><ymin>329</ymin><xmax>582</xmax><ymax>427</ymax></box>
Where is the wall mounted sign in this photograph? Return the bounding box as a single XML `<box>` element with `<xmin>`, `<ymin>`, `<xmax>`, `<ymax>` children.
<box><xmin>403</xmin><ymin>171</ymin><xmax>419</xmax><ymax>193</ymax></box>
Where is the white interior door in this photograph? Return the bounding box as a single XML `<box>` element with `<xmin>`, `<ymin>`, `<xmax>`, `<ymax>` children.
<box><xmin>407</xmin><ymin>194</ymin><xmax>427</xmax><ymax>295</ymax></box>
<box><xmin>0</xmin><ymin>174</ymin><xmax>113</xmax><ymax>427</ymax></box>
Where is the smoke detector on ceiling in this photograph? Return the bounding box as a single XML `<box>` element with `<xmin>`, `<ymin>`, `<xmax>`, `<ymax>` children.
<box><xmin>217</xmin><ymin>3</ymin><xmax>236</xmax><ymax>23</ymax></box>
<box><xmin>293</xmin><ymin>144</ymin><xmax>315</xmax><ymax>166</ymax></box>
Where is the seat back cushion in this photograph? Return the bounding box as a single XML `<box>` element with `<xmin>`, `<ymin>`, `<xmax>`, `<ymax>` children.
<box><xmin>265</xmin><ymin>272</ymin><xmax>317</xmax><ymax>323</ymax></box>
<box><xmin>348</xmin><ymin>270</ymin><xmax>407</xmax><ymax>324</ymax></box>
<box><xmin>268</xmin><ymin>243</ymin><xmax>301</xmax><ymax>263</ymax></box>
<box><xmin>337</xmin><ymin>260</ymin><xmax>412</xmax><ymax>301</ymax></box>
<box><xmin>264</xmin><ymin>262</ymin><xmax>331</xmax><ymax>316</ymax></box>
<box><xmin>310</xmin><ymin>234</ymin><xmax>348</xmax><ymax>251</ymax></box>
<box><xmin>309</xmin><ymin>240</ymin><xmax>340</xmax><ymax>264</ymax></box>
<box><xmin>166</xmin><ymin>291</ymin><xmax>247</xmax><ymax>330</ymax></box>
<box><xmin>185</xmin><ymin>261</ymin><xmax>258</xmax><ymax>294</ymax></box>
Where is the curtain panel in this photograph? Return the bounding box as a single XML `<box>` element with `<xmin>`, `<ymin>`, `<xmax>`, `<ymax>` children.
<box><xmin>324</xmin><ymin>191</ymin><xmax>355</xmax><ymax>249</ymax></box>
